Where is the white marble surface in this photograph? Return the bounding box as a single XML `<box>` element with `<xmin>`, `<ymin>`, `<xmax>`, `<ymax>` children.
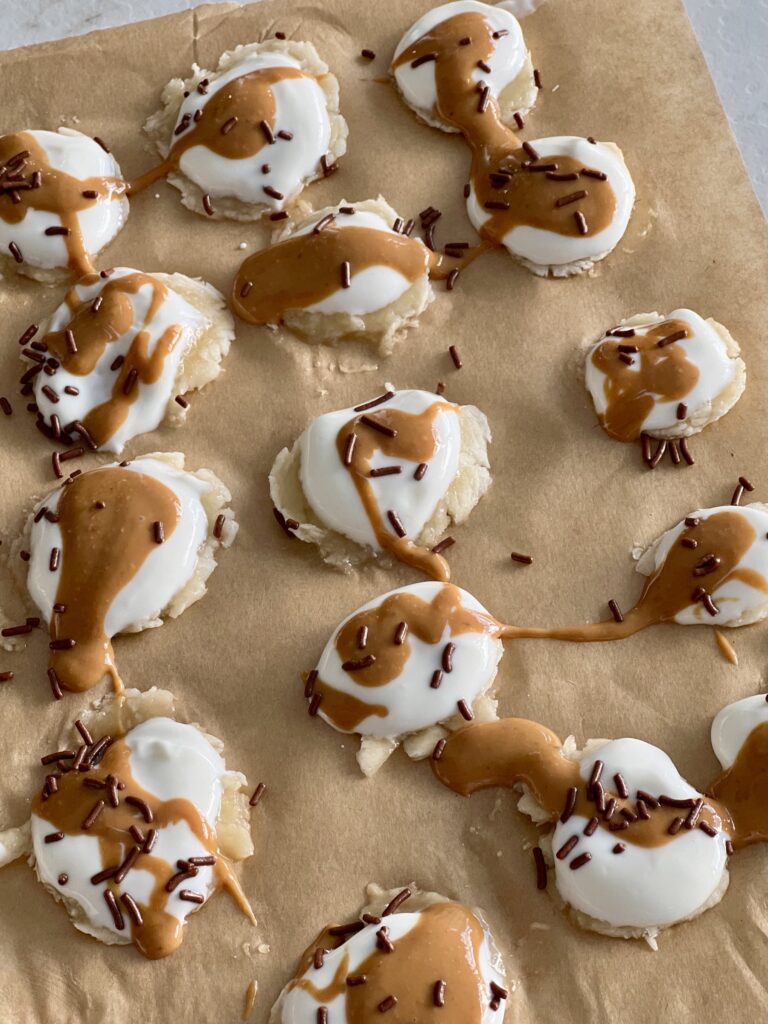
<box><xmin>2</xmin><ymin>0</ymin><xmax>767</xmax><ymax>213</ymax></box>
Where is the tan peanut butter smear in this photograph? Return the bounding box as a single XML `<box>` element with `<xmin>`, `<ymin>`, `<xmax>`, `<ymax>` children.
<box><xmin>391</xmin><ymin>12</ymin><xmax>616</xmax><ymax>246</ymax></box>
<box><xmin>231</xmin><ymin>223</ymin><xmax>464</xmax><ymax>326</ymax></box>
<box><xmin>33</xmin><ymin>732</ymin><xmax>249</xmax><ymax>959</ymax></box>
<box><xmin>709</xmin><ymin>720</ymin><xmax>768</xmax><ymax>848</ymax></box>
<box><xmin>0</xmin><ymin>132</ymin><xmax>126</xmax><ymax>276</ymax></box>
<box><xmin>314</xmin><ymin>584</ymin><xmax>500</xmax><ymax>731</ymax></box>
<box><xmin>127</xmin><ymin>65</ymin><xmax>306</xmax><ymax>195</ymax></box>
<box><xmin>590</xmin><ymin>319</ymin><xmax>697</xmax><ymax>442</ymax></box>
<box><xmin>289</xmin><ymin>902</ymin><xmax>495</xmax><ymax>1022</ymax></box>
<box><xmin>48</xmin><ymin>467</ymin><xmax>180</xmax><ymax>692</ymax></box>
<box><xmin>43</xmin><ymin>272</ymin><xmax>180</xmax><ymax>448</ymax></box>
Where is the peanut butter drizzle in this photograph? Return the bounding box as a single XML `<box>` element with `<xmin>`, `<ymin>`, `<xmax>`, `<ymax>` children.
<box><xmin>392</xmin><ymin>13</ymin><xmax>617</xmax><ymax>248</ymax></box>
<box><xmin>49</xmin><ymin>467</ymin><xmax>180</xmax><ymax>693</ymax></box>
<box><xmin>709</xmin><ymin>721</ymin><xmax>768</xmax><ymax>848</ymax></box>
<box><xmin>591</xmin><ymin>320</ymin><xmax>697</xmax><ymax>442</ymax></box>
<box><xmin>433</xmin><ymin>719</ymin><xmax>733</xmax><ymax>850</ymax></box>
<box><xmin>0</xmin><ymin>131</ymin><xmax>126</xmax><ymax>276</ymax></box>
<box><xmin>291</xmin><ymin>903</ymin><xmax>493</xmax><ymax>1022</ymax></box>
<box><xmin>316</xmin><ymin>583</ymin><xmax>500</xmax><ymax>731</ymax></box>
<box><xmin>498</xmin><ymin>510</ymin><xmax>764</xmax><ymax>643</ymax></box>
<box><xmin>231</xmin><ymin>224</ymin><xmax>463</xmax><ymax>327</ymax></box>
<box><xmin>43</xmin><ymin>272</ymin><xmax>180</xmax><ymax>448</ymax></box>
<box><xmin>127</xmin><ymin>65</ymin><xmax>305</xmax><ymax>195</ymax></box>
<box><xmin>334</xmin><ymin>400</ymin><xmax>456</xmax><ymax>580</ymax></box>
<box><xmin>33</xmin><ymin>731</ymin><xmax>248</xmax><ymax>959</ymax></box>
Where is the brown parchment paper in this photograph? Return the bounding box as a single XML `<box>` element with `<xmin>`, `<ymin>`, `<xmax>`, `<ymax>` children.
<box><xmin>1</xmin><ymin>0</ymin><xmax>768</xmax><ymax>1021</ymax></box>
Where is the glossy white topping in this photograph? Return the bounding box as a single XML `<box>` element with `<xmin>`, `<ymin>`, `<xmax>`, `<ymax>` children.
<box><xmin>552</xmin><ymin>738</ymin><xmax>729</xmax><ymax>929</ymax></box>
<box><xmin>0</xmin><ymin>129</ymin><xmax>128</xmax><ymax>271</ymax></box>
<box><xmin>30</xmin><ymin>268</ymin><xmax>208</xmax><ymax>453</ymax></box>
<box><xmin>467</xmin><ymin>136</ymin><xmax>635</xmax><ymax>268</ymax></box>
<box><xmin>392</xmin><ymin>0</ymin><xmax>528</xmax><ymax>129</ymax></box>
<box><xmin>171</xmin><ymin>52</ymin><xmax>331</xmax><ymax>210</ymax></box>
<box><xmin>26</xmin><ymin>456</ymin><xmax>210</xmax><ymax>634</ymax></box>
<box><xmin>643</xmin><ymin>504</ymin><xmax>768</xmax><ymax>626</ymax></box>
<box><xmin>32</xmin><ymin>717</ymin><xmax>223</xmax><ymax>943</ymax></box>
<box><xmin>314</xmin><ymin>581</ymin><xmax>503</xmax><ymax>737</ymax></box>
<box><xmin>276</xmin><ymin>906</ymin><xmax>507</xmax><ymax>1023</ymax></box>
<box><xmin>711</xmin><ymin>694</ymin><xmax>768</xmax><ymax>770</ymax></box>
<box><xmin>300</xmin><ymin>389</ymin><xmax>460</xmax><ymax>550</ymax></box>
<box><xmin>585</xmin><ymin>309</ymin><xmax>740</xmax><ymax>435</ymax></box>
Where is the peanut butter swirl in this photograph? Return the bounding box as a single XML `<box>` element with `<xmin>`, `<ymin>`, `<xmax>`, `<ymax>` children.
<box><xmin>391</xmin><ymin>12</ymin><xmax>617</xmax><ymax>247</ymax></box>
<box><xmin>315</xmin><ymin>584</ymin><xmax>499</xmax><ymax>731</ymax></box>
<box><xmin>42</xmin><ymin>272</ymin><xmax>180</xmax><ymax>448</ymax></box>
<box><xmin>0</xmin><ymin>132</ymin><xmax>125</xmax><ymax>276</ymax></box>
<box><xmin>289</xmin><ymin>902</ymin><xmax>496</xmax><ymax>1022</ymax></box>
<box><xmin>591</xmin><ymin>319</ymin><xmax>697</xmax><ymax>442</ymax></box>
<box><xmin>33</xmin><ymin>730</ymin><xmax>249</xmax><ymax>959</ymax></box>
<box><xmin>48</xmin><ymin>467</ymin><xmax>180</xmax><ymax>693</ymax></box>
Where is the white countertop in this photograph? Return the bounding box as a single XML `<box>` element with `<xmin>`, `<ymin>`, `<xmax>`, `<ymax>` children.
<box><xmin>2</xmin><ymin>0</ymin><xmax>767</xmax><ymax>214</ymax></box>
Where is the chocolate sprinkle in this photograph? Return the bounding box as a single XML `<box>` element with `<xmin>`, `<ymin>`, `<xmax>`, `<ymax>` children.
<box><xmin>533</xmin><ymin>846</ymin><xmax>547</xmax><ymax>890</ymax></box>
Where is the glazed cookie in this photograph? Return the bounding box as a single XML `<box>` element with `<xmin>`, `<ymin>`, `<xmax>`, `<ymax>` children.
<box><xmin>304</xmin><ymin>581</ymin><xmax>504</xmax><ymax>776</ymax></box>
<box><xmin>137</xmin><ymin>40</ymin><xmax>347</xmax><ymax>220</ymax></box>
<box><xmin>0</xmin><ymin>688</ymin><xmax>255</xmax><ymax>959</ymax></box>
<box><xmin>433</xmin><ymin>697</ymin><xmax>768</xmax><ymax>945</ymax></box>
<box><xmin>270</xmin><ymin>388</ymin><xmax>491</xmax><ymax>577</ymax></box>
<box><xmin>585</xmin><ymin>309</ymin><xmax>746</xmax><ymax>463</ymax></box>
<box><xmin>392</xmin><ymin>0</ymin><xmax>537</xmax><ymax>132</ymax></box>
<box><xmin>21</xmin><ymin>268</ymin><xmax>234</xmax><ymax>454</ymax></box>
<box><xmin>232</xmin><ymin>199</ymin><xmax>456</xmax><ymax>349</ymax></box>
<box><xmin>0</xmin><ymin>129</ymin><xmax>128</xmax><ymax>281</ymax></box>
<box><xmin>16</xmin><ymin>452</ymin><xmax>237</xmax><ymax>695</ymax></box>
<box><xmin>270</xmin><ymin>884</ymin><xmax>508</xmax><ymax>1021</ymax></box>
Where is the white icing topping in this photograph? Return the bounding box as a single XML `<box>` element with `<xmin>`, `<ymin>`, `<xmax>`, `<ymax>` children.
<box><xmin>711</xmin><ymin>694</ymin><xmax>768</xmax><ymax>770</ymax></box>
<box><xmin>276</xmin><ymin>906</ymin><xmax>506</xmax><ymax>1022</ymax></box>
<box><xmin>467</xmin><ymin>136</ymin><xmax>635</xmax><ymax>267</ymax></box>
<box><xmin>644</xmin><ymin>504</ymin><xmax>768</xmax><ymax>626</ymax></box>
<box><xmin>31</xmin><ymin>717</ymin><xmax>223</xmax><ymax>944</ymax></box>
<box><xmin>552</xmin><ymin>738</ymin><xmax>729</xmax><ymax>929</ymax></box>
<box><xmin>26</xmin><ymin>456</ymin><xmax>210</xmax><ymax>634</ymax></box>
<box><xmin>0</xmin><ymin>129</ymin><xmax>128</xmax><ymax>271</ymax></box>
<box><xmin>585</xmin><ymin>309</ymin><xmax>740</xmax><ymax>435</ymax></box>
<box><xmin>313</xmin><ymin>581</ymin><xmax>503</xmax><ymax>737</ymax></box>
<box><xmin>299</xmin><ymin>389</ymin><xmax>460</xmax><ymax>550</ymax></box>
<box><xmin>29</xmin><ymin>268</ymin><xmax>208</xmax><ymax>454</ymax></box>
<box><xmin>172</xmin><ymin>52</ymin><xmax>331</xmax><ymax>209</ymax></box>
<box><xmin>393</xmin><ymin>0</ymin><xmax>529</xmax><ymax>128</ymax></box>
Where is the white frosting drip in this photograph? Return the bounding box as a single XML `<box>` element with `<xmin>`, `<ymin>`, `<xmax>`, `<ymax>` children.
<box><xmin>467</xmin><ymin>136</ymin><xmax>635</xmax><ymax>267</ymax></box>
<box><xmin>585</xmin><ymin>309</ymin><xmax>739</xmax><ymax>435</ymax></box>
<box><xmin>711</xmin><ymin>694</ymin><xmax>768</xmax><ymax>770</ymax></box>
<box><xmin>26</xmin><ymin>456</ymin><xmax>210</xmax><ymax>635</ymax></box>
<box><xmin>645</xmin><ymin>504</ymin><xmax>768</xmax><ymax>626</ymax></box>
<box><xmin>552</xmin><ymin>738</ymin><xmax>729</xmax><ymax>929</ymax></box>
<box><xmin>392</xmin><ymin>0</ymin><xmax>528</xmax><ymax>127</ymax></box>
<box><xmin>313</xmin><ymin>581</ymin><xmax>503</xmax><ymax>737</ymax></box>
<box><xmin>171</xmin><ymin>52</ymin><xmax>331</xmax><ymax>209</ymax></box>
<box><xmin>277</xmin><ymin>906</ymin><xmax>506</xmax><ymax>1023</ymax></box>
<box><xmin>0</xmin><ymin>129</ymin><xmax>128</xmax><ymax>270</ymax></box>
<box><xmin>29</xmin><ymin>268</ymin><xmax>208</xmax><ymax>453</ymax></box>
<box><xmin>32</xmin><ymin>717</ymin><xmax>224</xmax><ymax>944</ymax></box>
<box><xmin>300</xmin><ymin>389</ymin><xmax>461</xmax><ymax>550</ymax></box>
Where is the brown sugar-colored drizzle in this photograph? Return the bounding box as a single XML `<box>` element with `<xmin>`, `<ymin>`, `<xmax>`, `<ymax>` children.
<box><xmin>0</xmin><ymin>132</ymin><xmax>126</xmax><ymax>277</ymax></box>
<box><xmin>289</xmin><ymin>902</ymin><xmax>494</xmax><ymax>1022</ymax></box>
<box><xmin>314</xmin><ymin>584</ymin><xmax>499</xmax><ymax>731</ymax></box>
<box><xmin>48</xmin><ymin>467</ymin><xmax>181</xmax><ymax>692</ymax></box>
<box><xmin>127</xmin><ymin>65</ymin><xmax>307</xmax><ymax>195</ymax></box>
<box><xmin>591</xmin><ymin>320</ymin><xmax>697</xmax><ymax>442</ymax></box>
<box><xmin>231</xmin><ymin>223</ymin><xmax>465</xmax><ymax>326</ymax></box>
<box><xmin>498</xmin><ymin>510</ymin><xmax>764</xmax><ymax>643</ymax></box>
<box><xmin>391</xmin><ymin>12</ymin><xmax>617</xmax><ymax>249</ymax></box>
<box><xmin>41</xmin><ymin>272</ymin><xmax>181</xmax><ymax>448</ymax></box>
<box><xmin>334</xmin><ymin>399</ymin><xmax>457</xmax><ymax>580</ymax></box>
<box><xmin>33</xmin><ymin>729</ymin><xmax>252</xmax><ymax>959</ymax></box>
<box><xmin>709</xmin><ymin>721</ymin><xmax>768</xmax><ymax>849</ymax></box>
